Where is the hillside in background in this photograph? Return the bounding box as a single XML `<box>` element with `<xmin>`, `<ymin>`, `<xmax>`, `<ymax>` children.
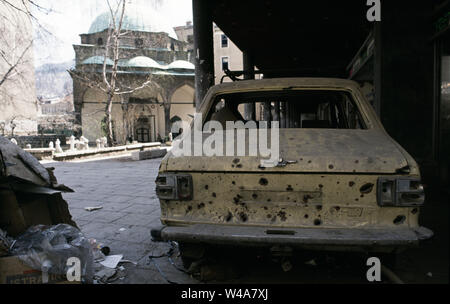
<box><xmin>35</xmin><ymin>59</ymin><xmax>74</xmax><ymax>99</ymax></box>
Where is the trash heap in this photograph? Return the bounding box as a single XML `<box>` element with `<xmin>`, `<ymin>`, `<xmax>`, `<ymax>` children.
<box><xmin>0</xmin><ymin>135</ymin><xmax>92</xmax><ymax>283</ymax></box>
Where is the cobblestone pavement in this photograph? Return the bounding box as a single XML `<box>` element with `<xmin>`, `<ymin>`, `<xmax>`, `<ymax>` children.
<box><xmin>44</xmin><ymin>156</ymin><xmax>448</xmax><ymax>284</ymax></box>
<box><xmin>45</xmin><ymin>156</ymin><xmax>198</xmax><ymax>284</ymax></box>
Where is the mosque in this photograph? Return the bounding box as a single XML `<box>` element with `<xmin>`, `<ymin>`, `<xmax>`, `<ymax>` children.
<box><xmin>71</xmin><ymin>4</ymin><xmax>196</xmax><ymax>144</ymax></box>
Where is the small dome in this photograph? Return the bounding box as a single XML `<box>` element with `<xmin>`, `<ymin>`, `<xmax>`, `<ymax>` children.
<box><xmin>82</xmin><ymin>56</ymin><xmax>113</xmax><ymax>65</ymax></box>
<box><xmin>88</xmin><ymin>4</ymin><xmax>177</xmax><ymax>39</ymax></box>
<box><xmin>168</xmin><ymin>60</ymin><xmax>195</xmax><ymax>70</ymax></box>
<box><xmin>126</xmin><ymin>56</ymin><xmax>161</xmax><ymax>68</ymax></box>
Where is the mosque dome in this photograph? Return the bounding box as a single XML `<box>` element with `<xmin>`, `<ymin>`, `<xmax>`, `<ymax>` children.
<box><xmin>88</xmin><ymin>4</ymin><xmax>177</xmax><ymax>39</ymax></box>
<box><xmin>167</xmin><ymin>60</ymin><xmax>195</xmax><ymax>70</ymax></box>
<box><xmin>126</xmin><ymin>56</ymin><xmax>161</xmax><ymax>68</ymax></box>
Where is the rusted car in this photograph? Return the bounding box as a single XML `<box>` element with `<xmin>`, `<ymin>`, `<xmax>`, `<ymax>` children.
<box><xmin>151</xmin><ymin>78</ymin><xmax>433</xmax><ymax>264</ymax></box>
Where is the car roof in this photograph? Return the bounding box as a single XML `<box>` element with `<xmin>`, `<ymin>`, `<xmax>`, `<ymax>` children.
<box><xmin>200</xmin><ymin>78</ymin><xmax>361</xmax><ymax>109</ymax></box>
<box><xmin>213</xmin><ymin>77</ymin><xmax>358</xmax><ymax>93</ymax></box>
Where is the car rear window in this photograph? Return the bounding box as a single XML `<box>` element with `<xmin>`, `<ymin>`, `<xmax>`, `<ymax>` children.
<box><xmin>205</xmin><ymin>90</ymin><xmax>367</xmax><ymax>129</ymax></box>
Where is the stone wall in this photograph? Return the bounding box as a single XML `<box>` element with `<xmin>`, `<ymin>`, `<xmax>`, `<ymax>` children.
<box><xmin>6</xmin><ymin>135</ymin><xmax>67</xmax><ymax>149</ymax></box>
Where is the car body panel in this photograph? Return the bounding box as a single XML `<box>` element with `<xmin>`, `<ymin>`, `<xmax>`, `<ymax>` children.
<box><xmin>154</xmin><ymin>78</ymin><xmax>432</xmax><ymax>250</ymax></box>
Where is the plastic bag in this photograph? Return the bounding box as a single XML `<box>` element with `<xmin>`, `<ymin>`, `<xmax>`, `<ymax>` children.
<box><xmin>10</xmin><ymin>224</ymin><xmax>93</xmax><ymax>283</ymax></box>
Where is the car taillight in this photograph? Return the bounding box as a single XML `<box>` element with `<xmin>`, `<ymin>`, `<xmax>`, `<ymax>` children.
<box><xmin>377</xmin><ymin>177</ymin><xmax>424</xmax><ymax>207</ymax></box>
<box><xmin>156</xmin><ymin>174</ymin><xmax>193</xmax><ymax>200</ymax></box>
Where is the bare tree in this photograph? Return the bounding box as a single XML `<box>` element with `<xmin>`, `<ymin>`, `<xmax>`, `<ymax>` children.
<box><xmin>0</xmin><ymin>0</ymin><xmax>51</xmax><ymax>88</ymax></box>
<box><xmin>0</xmin><ymin>0</ymin><xmax>53</xmax><ymax>136</ymax></box>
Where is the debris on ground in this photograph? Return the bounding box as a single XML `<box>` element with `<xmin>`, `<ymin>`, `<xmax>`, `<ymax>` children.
<box><xmin>0</xmin><ymin>228</ymin><xmax>13</xmax><ymax>257</ymax></box>
<box><xmin>0</xmin><ymin>136</ymin><xmax>77</xmax><ymax>238</ymax></box>
<box><xmin>305</xmin><ymin>259</ymin><xmax>317</xmax><ymax>266</ymax></box>
<box><xmin>89</xmin><ymin>239</ymin><xmax>134</xmax><ymax>284</ymax></box>
<box><xmin>100</xmin><ymin>255</ymin><xmax>123</xmax><ymax>269</ymax></box>
<box><xmin>1</xmin><ymin>224</ymin><xmax>93</xmax><ymax>284</ymax></box>
<box><xmin>84</xmin><ymin>206</ymin><xmax>103</xmax><ymax>212</ymax></box>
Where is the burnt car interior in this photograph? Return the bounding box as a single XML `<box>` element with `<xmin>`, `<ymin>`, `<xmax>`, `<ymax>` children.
<box><xmin>206</xmin><ymin>90</ymin><xmax>367</xmax><ymax>129</ymax></box>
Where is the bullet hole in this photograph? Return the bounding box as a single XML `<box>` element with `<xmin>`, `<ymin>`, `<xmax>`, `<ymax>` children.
<box><xmin>277</xmin><ymin>211</ymin><xmax>287</xmax><ymax>221</ymax></box>
<box><xmin>411</xmin><ymin>208</ymin><xmax>418</xmax><ymax>215</ymax></box>
<box><xmin>239</xmin><ymin>186</ymin><xmax>245</xmax><ymax>190</ymax></box>
<box><xmin>316</xmin><ymin>205</ymin><xmax>322</xmax><ymax>211</ymax></box>
<box><xmin>355</xmin><ymin>198</ymin><xmax>359</xmax><ymax>201</ymax></box>
<box><xmin>186</xmin><ymin>206</ymin><xmax>193</xmax><ymax>212</ymax></box>
<box><xmin>263</xmin><ymin>206</ymin><xmax>268</xmax><ymax>210</ymax></box>
<box><xmin>231</xmin><ymin>165</ymin><xmax>235</xmax><ymax>168</ymax></box>
<box><xmin>236</xmin><ymin>164</ymin><xmax>243</xmax><ymax>168</ymax></box>
<box><xmin>337</xmin><ymin>181</ymin><xmax>340</xmax><ymax>184</ymax></box>
<box><xmin>225</xmin><ymin>212</ymin><xmax>233</xmax><ymax>222</ymax></box>
<box><xmin>394</xmin><ymin>215</ymin><xmax>406</xmax><ymax>225</ymax></box>
<box><xmin>334</xmin><ymin>206</ymin><xmax>341</xmax><ymax>211</ymax></box>
<box><xmin>239</xmin><ymin>212</ymin><xmax>248</xmax><ymax>222</ymax></box>
<box><xmin>209</xmin><ymin>201</ymin><xmax>213</xmax><ymax>205</ymax></box>
<box><xmin>303</xmin><ymin>195</ymin><xmax>312</xmax><ymax>203</ymax></box>
<box><xmin>304</xmin><ymin>214</ymin><xmax>309</xmax><ymax>219</ymax></box>
<box><xmin>329</xmin><ymin>164</ymin><xmax>334</xmax><ymax>169</ymax></box>
<box><xmin>318</xmin><ymin>184</ymin><xmax>323</xmax><ymax>189</ymax></box>
<box><xmin>252</xmin><ymin>193</ymin><xmax>258</xmax><ymax>199</ymax></box>
<box><xmin>360</xmin><ymin>183</ymin><xmax>374</xmax><ymax>194</ymax></box>
<box><xmin>355</xmin><ymin>160</ymin><xmax>359</xmax><ymax>164</ymax></box>
<box><xmin>314</xmin><ymin>219</ymin><xmax>322</xmax><ymax>226</ymax></box>
<box><xmin>267</xmin><ymin>198</ymin><xmax>272</xmax><ymax>202</ymax></box>
<box><xmin>233</xmin><ymin>197</ymin><xmax>240</xmax><ymax>204</ymax></box>
<box><xmin>267</xmin><ymin>214</ymin><xmax>272</xmax><ymax>219</ymax></box>
<box><xmin>349</xmin><ymin>181</ymin><xmax>355</xmax><ymax>187</ymax></box>
<box><xmin>259</xmin><ymin>178</ymin><xmax>268</xmax><ymax>186</ymax></box>
<box><xmin>233</xmin><ymin>158</ymin><xmax>240</xmax><ymax>164</ymax></box>
<box><xmin>197</xmin><ymin>203</ymin><xmax>205</xmax><ymax>209</ymax></box>
<box><xmin>286</xmin><ymin>185</ymin><xmax>293</xmax><ymax>191</ymax></box>
<box><xmin>212</xmin><ymin>192</ymin><xmax>217</xmax><ymax>198</ymax></box>
<box><xmin>308</xmin><ymin>160</ymin><xmax>312</xmax><ymax>164</ymax></box>
<box><xmin>204</xmin><ymin>185</ymin><xmax>209</xmax><ymax>190</ymax></box>
<box><xmin>232</xmin><ymin>181</ymin><xmax>236</xmax><ymax>185</ymax></box>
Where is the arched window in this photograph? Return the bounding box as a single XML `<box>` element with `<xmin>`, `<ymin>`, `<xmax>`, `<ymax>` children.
<box><xmin>135</xmin><ymin>38</ymin><xmax>144</xmax><ymax>47</ymax></box>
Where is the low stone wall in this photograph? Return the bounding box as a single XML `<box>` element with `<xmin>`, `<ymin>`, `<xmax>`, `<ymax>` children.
<box><xmin>23</xmin><ymin>148</ymin><xmax>55</xmax><ymax>160</ymax></box>
<box><xmin>131</xmin><ymin>148</ymin><xmax>167</xmax><ymax>161</ymax></box>
<box><xmin>52</xmin><ymin>142</ymin><xmax>162</xmax><ymax>161</ymax></box>
<box><xmin>6</xmin><ymin>135</ymin><xmax>67</xmax><ymax>149</ymax></box>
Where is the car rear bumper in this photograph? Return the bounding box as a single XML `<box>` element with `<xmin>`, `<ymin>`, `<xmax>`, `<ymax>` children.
<box><xmin>151</xmin><ymin>224</ymin><xmax>433</xmax><ymax>248</ymax></box>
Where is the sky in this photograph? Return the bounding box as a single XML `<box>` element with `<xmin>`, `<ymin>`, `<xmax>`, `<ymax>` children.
<box><xmin>32</xmin><ymin>0</ymin><xmax>193</xmax><ymax>67</ymax></box>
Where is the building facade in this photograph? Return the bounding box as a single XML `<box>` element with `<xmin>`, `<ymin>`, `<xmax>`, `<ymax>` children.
<box><xmin>0</xmin><ymin>0</ymin><xmax>38</xmax><ymax>136</ymax></box>
<box><xmin>71</xmin><ymin>5</ymin><xmax>196</xmax><ymax>144</ymax></box>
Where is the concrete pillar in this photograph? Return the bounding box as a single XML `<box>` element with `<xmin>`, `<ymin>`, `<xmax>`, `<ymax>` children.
<box><xmin>243</xmin><ymin>51</ymin><xmax>256</xmax><ymax>121</ymax></box>
<box><xmin>193</xmin><ymin>0</ymin><xmax>214</xmax><ymax>110</ymax></box>
<box><xmin>373</xmin><ymin>1</ymin><xmax>433</xmax><ymax>161</ymax></box>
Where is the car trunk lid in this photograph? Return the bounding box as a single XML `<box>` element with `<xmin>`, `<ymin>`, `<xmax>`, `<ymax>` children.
<box><xmin>164</xmin><ymin>129</ymin><xmax>408</xmax><ymax>174</ymax></box>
